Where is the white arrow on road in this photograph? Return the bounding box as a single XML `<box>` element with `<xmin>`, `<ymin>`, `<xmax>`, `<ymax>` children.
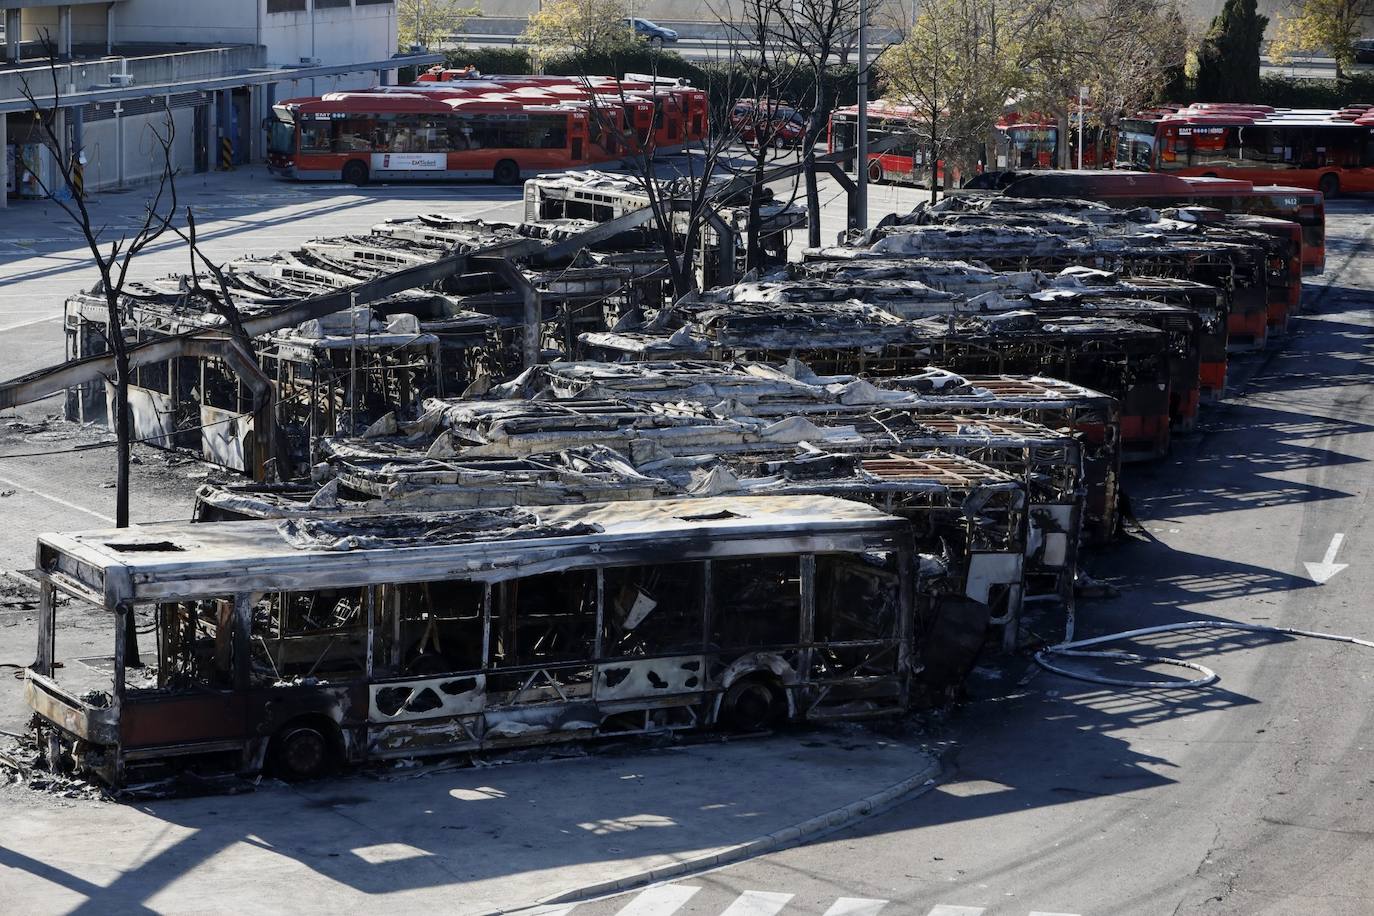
<box><xmin>1305</xmin><ymin>533</ymin><xmax>1348</xmax><ymax>584</ymax></box>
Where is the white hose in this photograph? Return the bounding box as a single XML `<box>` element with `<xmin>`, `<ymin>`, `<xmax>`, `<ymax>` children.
<box><xmin>1034</xmin><ymin>620</ymin><xmax>1374</xmax><ymax>689</ymax></box>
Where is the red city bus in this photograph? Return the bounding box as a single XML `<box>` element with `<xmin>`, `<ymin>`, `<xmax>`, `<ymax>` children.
<box><xmin>415</xmin><ymin>71</ymin><xmax>709</xmax><ymax>151</ymax></box>
<box><xmin>266</xmin><ymin>93</ymin><xmax>595</xmax><ymax>185</ymax></box>
<box><xmin>1116</xmin><ymin>106</ymin><xmax>1374</xmax><ymax>199</ymax></box>
<box><xmin>828</xmin><ymin>102</ymin><xmax>960</xmax><ymax>187</ymax></box>
<box><xmin>993</xmin><ymin>113</ymin><xmax>1105</xmax><ymax>171</ymax></box>
<box><xmin>1002</xmin><ymin>170</ymin><xmax>1326</xmax><ymax>274</ymax></box>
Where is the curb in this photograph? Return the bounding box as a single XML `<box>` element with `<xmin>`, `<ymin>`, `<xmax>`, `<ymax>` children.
<box><xmin>533</xmin><ymin>755</ymin><xmax>943</xmax><ymax>908</ymax></box>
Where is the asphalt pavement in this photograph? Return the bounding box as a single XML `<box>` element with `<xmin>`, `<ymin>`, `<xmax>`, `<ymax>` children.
<box><xmin>561</xmin><ymin>201</ymin><xmax>1374</xmax><ymax>915</ymax></box>
<box><xmin>0</xmin><ymin>167</ymin><xmax>1371</xmax><ymax>915</ymax></box>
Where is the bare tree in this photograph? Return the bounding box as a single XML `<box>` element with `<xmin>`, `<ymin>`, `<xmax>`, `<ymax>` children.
<box><xmin>714</xmin><ymin>0</ymin><xmax>810</xmax><ymax>271</ymax></box>
<box><xmin>18</xmin><ymin>35</ymin><xmax>180</xmax><ymax>541</ymax></box>
<box><xmin>582</xmin><ymin>56</ymin><xmax>746</xmax><ymax>296</ymax></box>
<box><xmin>770</xmin><ymin>0</ymin><xmax>862</xmax><ymax>247</ymax></box>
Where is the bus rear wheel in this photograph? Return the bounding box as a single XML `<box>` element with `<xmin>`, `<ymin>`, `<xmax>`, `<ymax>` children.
<box><xmin>721</xmin><ymin>677</ymin><xmax>784</xmax><ymax>732</ymax></box>
<box><xmin>272</xmin><ymin>720</ymin><xmax>337</xmax><ymax>781</ymax></box>
<box><xmin>341</xmin><ymin>160</ymin><xmax>369</xmax><ymax>186</ymax></box>
<box><xmin>493</xmin><ymin>159</ymin><xmax>521</xmax><ymax>185</ymax></box>
<box><xmin>868</xmin><ymin>160</ymin><xmax>884</xmax><ymax>184</ymax></box>
<box><xmin>1319</xmin><ymin>173</ymin><xmax>1340</xmax><ymax>199</ymax></box>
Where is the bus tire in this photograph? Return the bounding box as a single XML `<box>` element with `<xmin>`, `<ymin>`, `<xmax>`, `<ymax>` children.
<box><xmin>868</xmin><ymin>160</ymin><xmax>884</xmax><ymax>184</ymax></box>
<box><xmin>271</xmin><ymin>718</ymin><xmax>339</xmax><ymax>782</ymax></box>
<box><xmin>721</xmin><ymin>676</ymin><xmax>784</xmax><ymax>732</ymax></box>
<box><xmin>1318</xmin><ymin>172</ymin><xmax>1340</xmax><ymax>199</ymax></box>
<box><xmin>493</xmin><ymin>159</ymin><xmax>521</xmax><ymax>185</ymax></box>
<box><xmin>341</xmin><ymin>160</ymin><xmax>369</xmax><ymax>186</ymax></box>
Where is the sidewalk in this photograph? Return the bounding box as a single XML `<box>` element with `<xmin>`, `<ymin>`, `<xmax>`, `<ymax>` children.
<box><xmin>0</xmin><ymin>728</ymin><xmax>938</xmax><ymax>915</ymax></box>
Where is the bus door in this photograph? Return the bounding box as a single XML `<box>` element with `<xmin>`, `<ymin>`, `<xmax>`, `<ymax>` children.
<box><xmin>120</xmin><ymin>597</ymin><xmax>252</xmax><ymax>761</ymax></box>
<box><xmin>595</xmin><ymin>561</ymin><xmax>709</xmax><ymax>730</ymax></box>
<box><xmin>484</xmin><ymin>570</ymin><xmax>600</xmax><ymax>740</ymax></box>
<box><xmin>365</xmin><ymin>579</ymin><xmax>489</xmax><ymax>756</ymax></box>
<box><xmin>570</xmin><ymin>113</ymin><xmax>586</xmax><ymax>162</ymax></box>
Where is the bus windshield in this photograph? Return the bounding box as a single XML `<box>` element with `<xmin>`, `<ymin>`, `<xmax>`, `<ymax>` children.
<box><xmin>1116</xmin><ymin>123</ymin><xmax>1156</xmax><ymax>169</ymax></box>
<box><xmin>267</xmin><ymin>111</ymin><xmax>297</xmax><ymax>157</ymax></box>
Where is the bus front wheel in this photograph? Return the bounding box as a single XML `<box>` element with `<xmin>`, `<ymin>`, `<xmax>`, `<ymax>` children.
<box><xmin>721</xmin><ymin>677</ymin><xmax>784</xmax><ymax>732</ymax></box>
<box><xmin>493</xmin><ymin>159</ymin><xmax>521</xmax><ymax>185</ymax></box>
<box><xmin>272</xmin><ymin>719</ymin><xmax>338</xmax><ymax>781</ymax></box>
<box><xmin>868</xmin><ymin>160</ymin><xmax>884</xmax><ymax>184</ymax></box>
<box><xmin>1319</xmin><ymin>173</ymin><xmax>1340</xmax><ymax>199</ymax></box>
<box><xmin>341</xmin><ymin>160</ymin><xmax>369</xmax><ymax>186</ymax></box>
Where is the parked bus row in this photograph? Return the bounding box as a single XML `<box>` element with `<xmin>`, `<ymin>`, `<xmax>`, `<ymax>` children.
<box><xmin>266</xmin><ymin>71</ymin><xmax>708</xmax><ymax>185</ymax></box>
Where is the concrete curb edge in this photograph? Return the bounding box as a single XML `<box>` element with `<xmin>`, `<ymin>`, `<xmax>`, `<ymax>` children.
<box><xmin>533</xmin><ymin>756</ymin><xmax>943</xmax><ymax>908</ymax></box>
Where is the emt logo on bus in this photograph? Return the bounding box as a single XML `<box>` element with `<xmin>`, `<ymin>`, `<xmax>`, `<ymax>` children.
<box><xmin>373</xmin><ymin>153</ymin><xmax>446</xmax><ymax>171</ymax></box>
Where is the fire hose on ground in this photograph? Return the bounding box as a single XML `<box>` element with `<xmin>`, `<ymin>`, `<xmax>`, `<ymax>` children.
<box><xmin>1034</xmin><ymin>620</ymin><xmax>1374</xmax><ymax>689</ymax></box>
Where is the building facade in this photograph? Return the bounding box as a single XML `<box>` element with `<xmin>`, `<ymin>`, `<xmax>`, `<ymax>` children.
<box><xmin>2</xmin><ymin>0</ymin><xmax>434</xmax><ymax>205</ymax></box>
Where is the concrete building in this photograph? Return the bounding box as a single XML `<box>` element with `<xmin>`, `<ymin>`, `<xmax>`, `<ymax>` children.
<box><xmin>1</xmin><ymin>0</ymin><xmax>440</xmax><ymax>206</ymax></box>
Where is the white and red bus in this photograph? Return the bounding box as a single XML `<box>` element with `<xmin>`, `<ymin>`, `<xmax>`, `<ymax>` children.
<box><xmin>1116</xmin><ymin>104</ymin><xmax>1374</xmax><ymax>198</ymax></box>
<box><xmin>828</xmin><ymin>101</ymin><xmax>960</xmax><ymax>187</ymax></box>
<box><xmin>999</xmin><ymin>170</ymin><xmax>1327</xmax><ymax>275</ymax></box>
<box><xmin>266</xmin><ymin>75</ymin><xmax>708</xmax><ymax>184</ymax></box>
<box><xmin>415</xmin><ymin>70</ymin><xmax>709</xmax><ymax>153</ymax></box>
<box><xmin>993</xmin><ymin>112</ymin><xmax>1105</xmax><ymax>170</ymax></box>
<box><xmin>266</xmin><ymin>93</ymin><xmax>596</xmax><ymax>185</ymax></box>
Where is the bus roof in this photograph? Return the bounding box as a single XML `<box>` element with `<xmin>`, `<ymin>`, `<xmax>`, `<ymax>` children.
<box><xmin>37</xmin><ymin>496</ymin><xmax>907</xmax><ymax>605</ymax></box>
<box><xmin>1003</xmin><ymin>170</ymin><xmax>1254</xmax><ymax>199</ymax></box>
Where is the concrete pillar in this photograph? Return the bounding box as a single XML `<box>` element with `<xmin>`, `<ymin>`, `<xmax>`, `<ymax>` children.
<box><xmin>106</xmin><ymin>1</ymin><xmax>115</xmax><ymax>54</ymax></box>
<box><xmin>6</xmin><ymin>9</ymin><xmax>21</xmax><ymax>64</ymax></box>
<box><xmin>58</xmin><ymin>4</ymin><xmax>72</xmax><ymax>59</ymax></box>
<box><xmin>1</xmin><ymin>112</ymin><xmax>8</xmax><ymax>210</ymax></box>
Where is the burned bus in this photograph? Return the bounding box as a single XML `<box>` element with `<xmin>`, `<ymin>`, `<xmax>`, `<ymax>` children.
<box><xmin>26</xmin><ymin>496</ymin><xmax>917</xmax><ymax>788</ymax></box>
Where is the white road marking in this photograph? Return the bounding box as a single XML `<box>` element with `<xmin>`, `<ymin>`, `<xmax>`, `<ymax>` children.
<box><xmin>614</xmin><ymin>885</ymin><xmax>701</xmax><ymax>915</ymax></box>
<box><xmin>1304</xmin><ymin>532</ymin><xmax>1348</xmax><ymax>583</ymax></box>
<box><xmin>823</xmin><ymin>899</ymin><xmax>890</xmax><ymax>916</ymax></box>
<box><xmin>0</xmin><ymin>473</ymin><xmax>115</xmax><ymax>523</ymax></box>
<box><xmin>0</xmin><ymin>314</ymin><xmax>61</xmax><ymax>333</ymax></box>
<box><xmin>925</xmin><ymin>908</ymin><xmax>985</xmax><ymax>916</ymax></box>
<box><xmin>1029</xmin><ymin>912</ymin><xmax>1082</xmax><ymax>916</ymax></box>
<box><xmin>718</xmin><ymin>890</ymin><xmax>794</xmax><ymax>915</ymax></box>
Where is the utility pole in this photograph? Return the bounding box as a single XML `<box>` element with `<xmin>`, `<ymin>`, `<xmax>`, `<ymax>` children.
<box><xmin>1077</xmin><ymin>86</ymin><xmax>1087</xmax><ymax>169</ymax></box>
<box><xmin>856</xmin><ymin>0</ymin><xmax>868</xmax><ymax>230</ymax></box>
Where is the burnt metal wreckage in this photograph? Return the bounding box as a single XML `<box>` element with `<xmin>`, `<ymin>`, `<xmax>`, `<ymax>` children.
<box><xmin>4</xmin><ymin>171</ymin><xmax>1310</xmax><ymax>790</ymax></box>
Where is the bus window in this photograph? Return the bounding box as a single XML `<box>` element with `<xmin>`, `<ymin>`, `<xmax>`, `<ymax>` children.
<box><xmin>159</xmin><ymin>598</ymin><xmax>238</xmax><ymax>689</ymax></box>
<box><xmin>711</xmin><ymin>556</ymin><xmax>803</xmax><ymax>649</ymax></box>
<box><xmin>492</xmin><ymin>570</ymin><xmax>598</xmax><ymax>667</ymax></box>
<box><xmin>248</xmin><ymin>588</ymin><xmax>368</xmax><ymax>679</ymax></box>
<box><xmin>300</xmin><ymin>121</ymin><xmax>331</xmax><ymax>153</ymax></box>
<box><xmin>385</xmin><ymin>580</ymin><xmax>486</xmax><ymax>675</ymax></box>
<box><xmin>331</xmin><ymin>118</ymin><xmax>375</xmax><ymax>152</ymax></box>
<box><xmin>814</xmin><ymin>553</ymin><xmax>899</xmax><ymax>642</ymax></box>
<box><xmin>602</xmin><ymin>562</ymin><xmax>705</xmax><ymax>658</ymax></box>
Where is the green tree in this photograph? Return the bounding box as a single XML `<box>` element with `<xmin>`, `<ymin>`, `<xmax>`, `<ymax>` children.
<box><xmin>1194</xmin><ymin>0</ymin><xmax>1267</xmax><ymax>100</ymax></box>
<box><xmin>1271</xmin><ymin>0</ymin><xmax>1374</xmax><ymax>80</ymax></box>
<box><xmin>523</xmin><ymin>0</ymin><xmax>637</xmax><ymax>58</ymax></box>
<box><xmin>883</xmin><ymin>0</ymin><xmax>1024</xmax><ymax>193</ymax></box>
<box><xmin>399</xmin><ymin>0</ymin><xmax>480</xmax><ymax>50</ymax></box>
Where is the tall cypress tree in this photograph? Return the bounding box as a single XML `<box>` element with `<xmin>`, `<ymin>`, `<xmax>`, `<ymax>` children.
<box><xmin>1196</xmin><ymin>0</ymin><xmax>1269</xmax><ymax>101</ymax></box>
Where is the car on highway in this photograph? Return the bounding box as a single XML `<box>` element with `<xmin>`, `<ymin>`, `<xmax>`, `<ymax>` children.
<box><xmin>627</xmin><ymin>17</ymin><xmax>678</xmax><ymax>44</ymax></box>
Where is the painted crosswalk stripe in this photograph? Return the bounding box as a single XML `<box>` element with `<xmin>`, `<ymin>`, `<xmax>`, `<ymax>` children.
<box><xmin>614</xmin><ymin>885</ymin><xmax>702</xmax><ymax>915</ymax></box>
<box><xmin>926</xmin><ymin>907</ymin><xmax>986</xmax><ymax>916</ymax></box>
<box><xmin>822</xmin><ymin>899</ymin><xmax>889</xmax><ymax>916</ymax></box>
<box><xmin>718</xmin><ymin>890</ymin><xmax>794</xmax><ymax>916</ymax></box>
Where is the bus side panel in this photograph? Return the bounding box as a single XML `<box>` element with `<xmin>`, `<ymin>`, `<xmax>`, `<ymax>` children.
<box><xmin>121</xmin><ymin>693</ymin><xmax>248</xmax><ymax>748</ymax></box>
